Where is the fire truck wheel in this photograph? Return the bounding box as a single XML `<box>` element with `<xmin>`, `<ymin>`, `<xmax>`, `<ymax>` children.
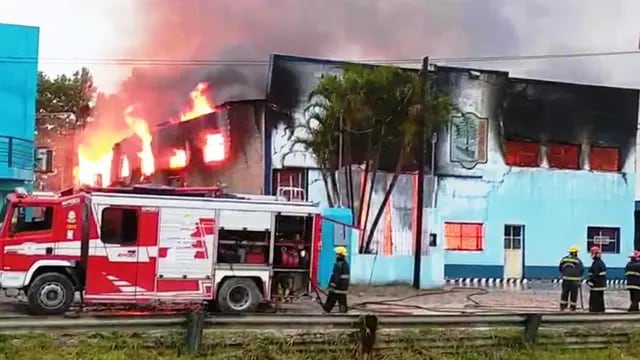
<box><xmin>27</xmin><ymin>272</ymin><xmax>75</xmax><ymax>316</ymax></box>
<box><xmin>217</xmin><ymin>278</ymin><xmax>261</xmax><ymax>314</ymax></box>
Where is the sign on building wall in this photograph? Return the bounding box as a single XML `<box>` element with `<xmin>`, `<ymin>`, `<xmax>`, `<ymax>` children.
<box><xmin>449</xmin><ymin>112</ymin><xmax>489</xmax><ymax>169</ymax></box>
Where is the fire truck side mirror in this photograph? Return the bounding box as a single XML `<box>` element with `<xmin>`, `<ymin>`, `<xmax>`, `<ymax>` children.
<box><xmin>34</xmin><ymin>147</ymin><xmax>54</xmax><ymax>173</ymax></box>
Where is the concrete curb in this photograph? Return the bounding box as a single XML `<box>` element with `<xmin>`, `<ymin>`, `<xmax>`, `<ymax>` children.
<box><xmin>445</xmin><ymin>278</ymin><xmax>628</xmax><ymax>287</ymax></box>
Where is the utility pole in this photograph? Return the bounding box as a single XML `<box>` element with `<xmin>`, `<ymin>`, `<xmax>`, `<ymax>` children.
<box><xmin>413</xmin><ymin>57</ymin><xmax>429</xmax><ymax>289</ymax></box>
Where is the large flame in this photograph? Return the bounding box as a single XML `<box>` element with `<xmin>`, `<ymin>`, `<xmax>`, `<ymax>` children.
<box><xmin>76</xmin><ymin>146</ymin><xmax>113</xmax><ymax>186</ymax></box>
<box><xmin>169</xmin><ymin>149</ymin><xmax>187</xmax><ymax>169</ymax></box>
<box><xmin>124</xmin><ymin>106</ymin><xmax>155</xmax><ymax>176</ymax></box>
<box><xmin>75</xmin><ymin>82</ymin><xmax>216</xmax><ymax>186</ymax></box>
<box><xmin>203</xmin><ymin>132</ymin><xmax>225</xmax><ymax>163</ymax></box>
<box><xmin>180</xmin><ymin>82</ymin><xmax>215</xmax><ymax>121</ymax></box>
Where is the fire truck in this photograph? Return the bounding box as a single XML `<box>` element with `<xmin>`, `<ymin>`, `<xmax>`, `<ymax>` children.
<box><xmin>0</xmin><ymin>185</ymin><xmax>320</xmax><ymax>315</ymax></box>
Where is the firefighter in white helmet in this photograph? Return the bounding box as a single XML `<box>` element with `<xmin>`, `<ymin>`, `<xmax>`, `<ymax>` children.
<box><xmin>322</xmin><ymin>246</ymin><xmax>350</xmax><ymax>313</ymax></box>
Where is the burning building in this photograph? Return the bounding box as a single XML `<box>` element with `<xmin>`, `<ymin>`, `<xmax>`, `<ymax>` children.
<box><xmin>107</xmin><ymin>99</ymin><xmax>266</xmax><ymax>193</ymax></box>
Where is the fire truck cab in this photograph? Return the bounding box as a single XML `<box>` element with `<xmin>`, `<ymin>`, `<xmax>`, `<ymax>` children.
<box><xmin>0</xmin><ymin>186</ymin><xmax>321</xmax><ymax>315</ymax></box>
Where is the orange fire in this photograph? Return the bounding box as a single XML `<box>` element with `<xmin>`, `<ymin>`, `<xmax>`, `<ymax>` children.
<box><xmin>180</xmin><ymin>82</ymin><xmax>215</xmax><ymax>121</ymax></box>
<box><xmin>124</xmin><ymin>106</ymin><xmax>155</xmax><ymax>176</ymax></box>
<box><xmin>76</xmin><ymin>146</ymin><xmax>113</xmax><ymax>186</ymax></box>
<box><xmin>203</xmin><ymin>133</ymin><xmax>225</xmax><ymax>163</ymax></box>
<box><xmin>75</xmin><ymin>82</ymin><xmax>217</xmax><ymax>186</ymax></box>
<box><xmin>169</xmin><ymin>149</ymin><xmax>187</xmax><ymax>169</ymax></box>
<box><xmin>121</xmin><ymin>156</ymin><xmax>130</xmax><ymax>178</ymax></box>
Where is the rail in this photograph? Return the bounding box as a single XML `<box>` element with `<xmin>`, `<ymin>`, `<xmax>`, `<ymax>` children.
<box><xmin>3</xmin><ymin>312</ymin><xmax>640</xmax><ymax>356</ymax></box>
<box><xmin>0</xmin><ymin>135</ymin><xmax>33</xmax><ymax>170</ymax></box>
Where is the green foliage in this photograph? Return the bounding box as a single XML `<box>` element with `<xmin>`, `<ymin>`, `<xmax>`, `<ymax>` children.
<box><xmin>36</xmin><ymin>68</ymin><xmax>95</xmax><ymax>128</ymax></box>
<box><xmin>295</xmin><ymin>64</ymin><xmax>453</xmax><ymax>250</ymax></box>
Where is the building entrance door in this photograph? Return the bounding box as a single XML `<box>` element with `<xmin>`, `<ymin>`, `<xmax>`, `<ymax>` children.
<box><xmin>503</xmin><ymin>224</ymin><xmax>524</xmax><ymax>279</ymax></box>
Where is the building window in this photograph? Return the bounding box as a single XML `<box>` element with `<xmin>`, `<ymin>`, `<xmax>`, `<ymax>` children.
<box><xmin>272</xmin><ymin>168</ymin><xmax>307</xmax><ymax>200</ymax></box>
<box><xmin>444</xmin><ymin>222</ymin><xmax>483</xmax><ymax>251</ymax></box>
<box><xmin>590</xmin><ymin>146</ymin><xmax>619</xmax><ymax>172</ymax></box>
<box><xmin>504</xmin><ymin>224</ymin><xmax>524</xmax><ymax>250</ymax></box>
<box><xmin>11</xmin><ymin>206</ymin><xmax>54</xmax><ymax>233</ymax></box>
<box><xmin>101</xmin><ymin>207</ymin><xmax>138</xmax><ymax>245</ymax></box>
<box><xmin>586</xmin><ymin>226</ymin><xmax>620</xmax><ymax>254</ymax></box>
<box><xmin>504</xmin><ymin>141</ymin><xmax>539</xmax><ymax>167</ymax></box>
<box><xmin>547</xmin><ymin>143</ymin><xmax>580</xmax><ymax>170</ymax></box>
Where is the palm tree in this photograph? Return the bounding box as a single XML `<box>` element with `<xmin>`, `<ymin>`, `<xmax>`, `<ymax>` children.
<box><xmin>297</xmin><ymin>65</ymin><xmax>452</xmax><ymax>253</ymax></box>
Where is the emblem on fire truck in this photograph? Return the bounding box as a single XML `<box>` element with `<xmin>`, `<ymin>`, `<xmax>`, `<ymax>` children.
<box><xmin>67</xmin><ymin>210</ymin><xmax>76</xmax><ymax>224</ymax></box>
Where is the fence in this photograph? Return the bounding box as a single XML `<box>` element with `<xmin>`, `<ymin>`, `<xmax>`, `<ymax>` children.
<box><xmin>3</xmin><ymin>312</ymin><xmax>640</xmax><ymax>357</ymax></box>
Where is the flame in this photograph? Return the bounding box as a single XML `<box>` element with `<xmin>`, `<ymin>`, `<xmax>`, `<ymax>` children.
<box><xmin>180</xmin><ymin>82</ymin><xmax>215</xmax><ymax>121</ymax></box>
<box><xmin>169</xmin><ymin>149</ymin><xmax>187</xmax><ymax>169</ymax></box>
<box><xmin>121</xmin><ymin>156</ymin><xmax>130</xmax><ymax>177</ymax></box>
<box><xmin>124</xmin><ymin>106</ymin><xmax>155</xmax><ymax>176</ymax></box>
<box><xmin>203</xmin><ymin>133</ymin><xmax>225</xmax><ymax>163</ymax></box>
<box><xmin>74</xmin><ymin>83</ymin><xmax>216</xmax><ymax>187</ymax></box>
<box><xmin>76</xmin><ymin>146</ymin><xmax>113</xmax><ymax>186</ymax></box>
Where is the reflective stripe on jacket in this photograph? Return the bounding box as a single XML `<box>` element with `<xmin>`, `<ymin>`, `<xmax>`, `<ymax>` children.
<box><xmin>559</xmin><ymin>255</ymin><xmax>584</xmax><ymax>282</ymax></box>
<box><xmin>329</xmin><ymin>257</ymin><xmax>350</xmax><ymax>293</ymax></box>
<box><xmin>587</xmin><ymin>257</ymin><xmax>607</xmax><ymax>291</ymax></box>
<box><xmin>625</xmin><ymin>260</ymin><xmax>640</xmax><ymax>290</ymax></box>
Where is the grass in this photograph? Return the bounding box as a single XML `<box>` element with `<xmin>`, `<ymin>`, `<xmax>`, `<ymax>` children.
<box><xmin>0</xmin><ymin>329</ymin><xmax>638</xmax><ymax>360</ymax></box>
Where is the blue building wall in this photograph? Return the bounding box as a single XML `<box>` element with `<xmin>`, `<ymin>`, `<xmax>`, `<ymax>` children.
<box><xmin>437</xmin><ymin>170</ymin><xmax>635</xmax><ymax>279</ymax></box>
<box><xmin>433</xmin><ymin>67</ymin><xmax>638</xmax><ymax>281</ymax></box>
<box><xmin>0</xmin><ymin>23</ymin><xmax>39</xmax><ymax>186</ymax></box>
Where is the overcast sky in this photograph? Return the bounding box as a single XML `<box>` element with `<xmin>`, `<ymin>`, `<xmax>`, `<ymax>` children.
<box><xmin>1</xmin><ymin>0</ymin><xmax>640</xmax><ymax>94</ymax></box>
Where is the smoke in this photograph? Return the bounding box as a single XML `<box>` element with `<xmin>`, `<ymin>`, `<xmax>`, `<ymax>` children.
<box><xmin>85</xmin><ymin>0</ymin><xmax>521</xmax><ymax>135</ymax></box>
<box><xmin>86</xmin><ymin>0</ymin><xmax>640</xmax><ymax>141</ymax></box>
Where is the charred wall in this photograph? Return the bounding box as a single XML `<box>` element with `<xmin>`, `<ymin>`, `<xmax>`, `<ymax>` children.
<box><xmin>266</xmin><ymin>54</ymin><xmax>426</xmax><ymax>175</ymax></box>
<box><xmin>111</xmin><ymin>100</ymin><xmax>265</xmax><ymax>194</ymax></box>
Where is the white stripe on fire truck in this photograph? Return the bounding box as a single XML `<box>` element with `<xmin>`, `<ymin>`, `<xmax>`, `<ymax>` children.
<box><xmin>3</xmin><ymin>240</ymin><xmax>160</xmax><ymax>258</ymax></box>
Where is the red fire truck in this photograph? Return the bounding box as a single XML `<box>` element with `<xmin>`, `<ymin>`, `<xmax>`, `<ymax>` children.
<box><xmin>0</xmin><ymin>185</ymin><xmax>320</xmax><ymax>315</ymax></box>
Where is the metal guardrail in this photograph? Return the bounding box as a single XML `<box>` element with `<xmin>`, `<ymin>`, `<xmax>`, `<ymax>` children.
<box><xmin>2</xmin><ymin>312</ymin><xmax>640</xmax><ymax>356</ymax></box>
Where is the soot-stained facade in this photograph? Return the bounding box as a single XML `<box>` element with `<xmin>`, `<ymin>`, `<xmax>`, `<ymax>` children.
<box><xmin>266</xmin><ymin>53</ymin><xmax>639</xmax><ymax>285</ymax></box>
<box><xmin>434</xmin><ymin>66</ymin><xmax>639</xmax><ymax>280</ymax></box>
<box><xmin>110</xmin><ymin>99</ymin><xmax>265</xmax><ymax>194</ymax></box>
<box><xmin>266</xmin><ymin>54</ymin><xmax>440</xmax><ymax>288</ymax></box>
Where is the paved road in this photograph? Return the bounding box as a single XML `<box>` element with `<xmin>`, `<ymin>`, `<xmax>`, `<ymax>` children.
<box><xmin>0</xmin><ymin>283</ymin><xmax>635</xmax><ymax>317</ymax></box>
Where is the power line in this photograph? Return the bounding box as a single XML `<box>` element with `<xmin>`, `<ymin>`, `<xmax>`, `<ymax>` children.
<box><xmin>0</xmin><ymin>49</ymin><xmax>639</xmax><ymax>66</ymax></box>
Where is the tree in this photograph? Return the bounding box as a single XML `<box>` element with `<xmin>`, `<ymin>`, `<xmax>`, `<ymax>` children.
<box><xmin>36</xmin><ymin>67</ymin><xmax>95</xmax><ymax>129</ymax></box>
<box><xmin>298</xmin><ymin>65</ymin><xmax>453</xmax><ymax>253</ymax></box>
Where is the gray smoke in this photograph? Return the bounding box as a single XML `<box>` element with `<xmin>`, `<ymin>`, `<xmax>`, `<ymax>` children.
<box><xmin>91</xmin><ymin>0</ymin><xmax>640</xmax><ymax>131</ymax></box>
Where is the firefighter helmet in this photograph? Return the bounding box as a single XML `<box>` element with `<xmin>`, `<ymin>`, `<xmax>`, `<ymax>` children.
<box><xmin>590</xmin><ymin>246</ymin><xmax>602</xmax><ymax>254</ymax></box>
<box><xmin>335</xmin><ymin>246</ymin><xmax>348</xmax><ymax>257</ymax></box>
<box><xmin>568</xmin><ymin>245</ymin><xmax>580</xmax><ymax>253</ymax></box>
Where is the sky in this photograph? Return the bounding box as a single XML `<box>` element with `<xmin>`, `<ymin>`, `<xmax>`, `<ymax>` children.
<box><xmin>2</xmin><ymin>0</ymin><xmax>640</xmax><ymax>94</ymax></box>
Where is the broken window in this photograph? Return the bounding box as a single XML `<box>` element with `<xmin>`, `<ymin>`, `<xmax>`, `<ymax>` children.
<box><xmin>504</xmin><ymin>140</ymin><xmax>539</xmax><ymax>167</ymax></box>
<box><xmin>444</xmin><ymin>222</ymin><xmax>483</xmax><ymax>251</ymax></box>
<box><xmin>547</xmin><ymin>143</ymin><xmax>580</xmax><ymax>170</ymax></box>
<box><xmin>590</xmin><ymin>146</ymin><xmax>619</xmax><ymax>172</ymax></box>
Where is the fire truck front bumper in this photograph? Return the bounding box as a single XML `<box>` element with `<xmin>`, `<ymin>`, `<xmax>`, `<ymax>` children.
<box><xmin>0</xmin><ymin>271</ymin><xmax>27</xmax><ymax>289</ymax></box>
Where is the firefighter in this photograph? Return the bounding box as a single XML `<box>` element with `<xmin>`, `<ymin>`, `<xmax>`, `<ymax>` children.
<box><xmin>558</xmin><ymin>245</ymin><xmax>584</xmax><ymax>311</ymax></box>
<box><xmin>624</xmin><ymin>250</ymin><xmax>640</xmax><ymax>312</ymax></box>
<box><xmin>322</xmin><ymin>246</ymin><xmax>350</xmax><ymax>313</ymax></box>
<box><xmin>586</xmin><ymin>246</ymin><xmax>606</xmax><ymax>313</ymax></box>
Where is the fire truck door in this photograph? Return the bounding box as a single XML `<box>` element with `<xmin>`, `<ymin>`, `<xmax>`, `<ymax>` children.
<box><xmin>85</xmin><ymin>205</ymin><xmax>145</xmax><ymax>301</ymax></box>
